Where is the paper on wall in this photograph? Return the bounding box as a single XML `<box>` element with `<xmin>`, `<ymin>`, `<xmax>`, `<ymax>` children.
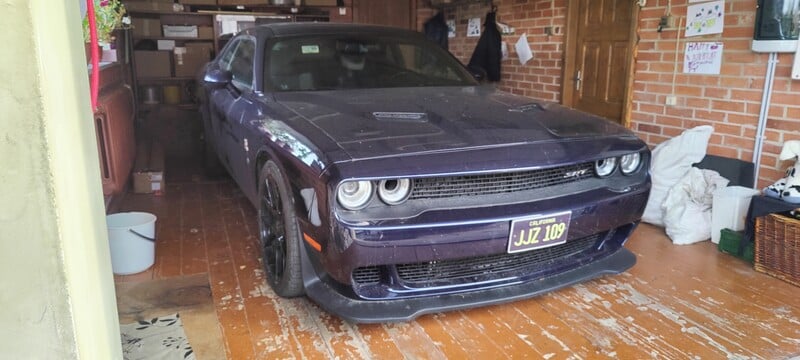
<box><xmin>447</xmin><ymin>20</ymin><xmax>456</xmax><ymax>38</ymax></box>
<box><xmin>467</xmin><ymin>17</ymin><xmax>481</xmax><ymax>37</ymax></box>
<box><xmin>685</xmin><ymin>0</ymin><xmax>725</xmax><ymax>37</ymax></box>
<box><xmin>501</xmin><ymin>41</ymin><xmax>509</xmax><ymax>61</ymax></box>
<box><xmin>515</xmin><ymin>34</ymin><xmax>533</xmax><ymax>65</ymax></box>
<box><xmin>683</xmin><ymin>42</ymin><xmax>723</xmax><ymax>74</ymax></box>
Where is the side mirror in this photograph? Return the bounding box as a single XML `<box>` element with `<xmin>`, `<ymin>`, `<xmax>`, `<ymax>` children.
<box><xmin>467</xmin><ymin>65</ymin><xmax>488</xmax><ymax>82</ymax></box>
<box><xmin>204</xmin><ymin>68</ymin><xmax>232</xmax><ymax>89</ymax></box>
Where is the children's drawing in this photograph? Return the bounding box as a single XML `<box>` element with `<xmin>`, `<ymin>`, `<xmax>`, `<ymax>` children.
<box><xmin>685</xmin><ymin>1</ymin><xmax>725</xmax><ymax>37</ymax></box>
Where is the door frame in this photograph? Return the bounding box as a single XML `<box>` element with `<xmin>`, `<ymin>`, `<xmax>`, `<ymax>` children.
<box><xmin>561</xmin><ymin>0</ymin><xmax>640</xmax><ymax>127</ymax></box>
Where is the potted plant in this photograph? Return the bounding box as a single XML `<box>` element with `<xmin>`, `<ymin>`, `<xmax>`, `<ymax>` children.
<box><xmin>82</xmin><ymin>0</ymin><xmax>129</xmax><ymax>60</ymax></box>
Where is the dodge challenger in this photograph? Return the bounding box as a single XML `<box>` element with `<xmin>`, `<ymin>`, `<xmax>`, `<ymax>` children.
<box><xmin>198</xmin><ymin>23</ymin><xmax>651</xmax><ymax>323</ymax></box>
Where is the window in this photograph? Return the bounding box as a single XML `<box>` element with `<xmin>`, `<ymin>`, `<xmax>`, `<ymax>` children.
<box><xmin>225</xmin><ymin>39</ymin><xmax>256</xmax><ymax>90</ymax></box>
<box><xmin>263</xmin><ymin>35</ymin><xmax>476</xmax><ymax>92</ymax></box>
<box><xmin>218</xmin><ymin>39</ymin><xmax>239</xmax><ymax>70</ymax></box>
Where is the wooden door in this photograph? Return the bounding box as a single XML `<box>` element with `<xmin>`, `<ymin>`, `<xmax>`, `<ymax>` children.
<box><xmin>353</xmin><ymin>0</ymin><xmax>414</xmax><ymax>29</ymax></box>
<box><xmin>564</xmin><ymin>0</ymin><xmax>636</xmax><ymax>123</ymax></box>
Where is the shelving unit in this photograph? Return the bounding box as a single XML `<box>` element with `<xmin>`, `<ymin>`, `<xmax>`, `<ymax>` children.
<box><xmin>126</xmin><ymin>3</ymin><xmax>335</xmax><ymax>112</ymax></box>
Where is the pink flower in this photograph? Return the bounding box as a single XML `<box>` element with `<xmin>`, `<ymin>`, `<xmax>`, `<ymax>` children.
<box><xmin>100</xmin><ymin>0</ymin><xmax>109</xmax><ymax>6</ymax></box>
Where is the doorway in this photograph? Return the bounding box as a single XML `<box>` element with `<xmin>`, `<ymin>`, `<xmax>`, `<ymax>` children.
<box><xmin>562</xmin><ymin>0</ymin><xmax>639</xmax><ymax>125</ymax></box>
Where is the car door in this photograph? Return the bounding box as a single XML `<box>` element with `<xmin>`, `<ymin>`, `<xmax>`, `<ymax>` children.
<box><xmin>213</xmin><ymin>37</ymin><xmax>257</xmax><ymax>188</ymax></box>
<box><xmin>206</xmin><ymin>38</ymin><xmax>240</xmax><ymax>171</ymax></box>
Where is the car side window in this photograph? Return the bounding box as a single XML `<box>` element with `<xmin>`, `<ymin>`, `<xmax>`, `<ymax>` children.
<box><xmin>218</xmin><ymin>40</ymin><xmax>239</xmax><ymax>70</ymax></box>
<box><xmin>227</xmin><ymin>39</ymin><xmax>256</xmax><ymax>91</ymax></box>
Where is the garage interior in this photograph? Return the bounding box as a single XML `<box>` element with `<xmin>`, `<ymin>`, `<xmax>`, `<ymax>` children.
<box><xmin>3</xmin><ymin>0</ymin><xmax>800</xmax><ymax>359</ymax></box>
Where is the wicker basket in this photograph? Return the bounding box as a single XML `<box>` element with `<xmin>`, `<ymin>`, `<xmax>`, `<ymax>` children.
<box><xmin>754</xmin><ymin>213</ymin><xmax>800</xmax><ymax>287</ymax></box>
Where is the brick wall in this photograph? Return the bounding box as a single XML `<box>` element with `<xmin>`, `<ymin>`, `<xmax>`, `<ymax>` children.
<box><xmin>418</xmin><ymin>0</ymin><xmax>567</xmax><ymax>101</ymax></box>
<box><xmin>632</xmin><ymin>0</ymin><xmax>799</xmax><ymax>188</ymax></box>
<box><xmin>416</xmin><ymin>0</ymin><xmax>799</xmax><ymax>188</ymax></box>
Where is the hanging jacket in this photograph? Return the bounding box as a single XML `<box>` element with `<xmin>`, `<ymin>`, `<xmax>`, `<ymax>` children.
<box><xmin>467</xmin><ymin>11</ymin><xmax>502</xmax><ymax>82</ymax></box>
<box><xmin>424</xmin><ymin>11</ymin><xmax>449</xmax><ymax>50</ymax></box>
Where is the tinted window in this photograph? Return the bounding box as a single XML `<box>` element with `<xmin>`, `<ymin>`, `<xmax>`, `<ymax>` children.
<box><xmin>264</xmin><ymin>34</ymin><xmax>476</xmax><ymax>91</ymax></box>
<box><xmin>227</xmin><ymin>40</ymin><xmax>255</xmax><ymax>90</ymax></box>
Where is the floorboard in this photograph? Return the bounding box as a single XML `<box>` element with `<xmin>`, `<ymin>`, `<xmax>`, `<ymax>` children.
<box><xmin>114</xmin><ymin>169</ymin><xmax>800</xmax><ymax>359</ymax></box>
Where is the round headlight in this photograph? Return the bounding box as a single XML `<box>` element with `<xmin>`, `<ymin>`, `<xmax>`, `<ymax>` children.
<box><xmin>378</xmin><ymin>179</ymin><xmax>412</xmax><ymax>205</ymax></box>
<box><xmin>337</xmin><ymin>181</ymin><xmax>373</xmax><ymax>210</ymax></box>
<box><xmin>595</xmin><ymin>157</ymin><xmax>617</xmax><ymax>177</ymax></box>
<box><xmin>620</xmin><ymin>153</ymin><xmax>642</xmax><ymax>175</ymax></box>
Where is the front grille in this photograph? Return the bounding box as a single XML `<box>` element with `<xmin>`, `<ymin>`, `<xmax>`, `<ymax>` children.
<box><xmin>409</xmin><ymin>162</ymin><xmax>595</xmax><ymax>200</ymax></box>
<box><xmin>352</xmin><ymin>266</ymin><xmax>382</xmax><ymax>285</ymax></box>
<box><xmin>351</xmin><ymin>233</ymin><xmax>602</xmax><ymax>287</ymax></box>
<box><xmin>396</xmin><ymin>234</ymin><xmax>601</xmax><ymax>286</ymax></box>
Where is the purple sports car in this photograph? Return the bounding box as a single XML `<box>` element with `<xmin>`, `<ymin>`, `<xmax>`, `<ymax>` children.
<box><xmin>198</xmin><ymin>23</ymin><xmax>651</xmax><ymax>323</ymax></box>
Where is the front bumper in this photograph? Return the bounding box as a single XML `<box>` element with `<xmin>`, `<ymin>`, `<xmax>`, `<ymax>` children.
<box><xmin>300</xmin><ymin>241</ymin><xmax>636</xmax><ymax>323</ymax></box>
<box><xmin>319</xmin><ymin>180</ymin><xmax>649</xmax><ymax>287</ymax></box>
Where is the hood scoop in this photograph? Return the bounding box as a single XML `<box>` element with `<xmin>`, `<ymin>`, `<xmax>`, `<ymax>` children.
<box><xmin>372</xmin><ymin>112</ymin><xmax>429</xmax><ymax>122</ymax></box>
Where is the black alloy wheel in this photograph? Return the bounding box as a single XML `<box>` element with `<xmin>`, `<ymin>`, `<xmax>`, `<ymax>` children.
<box><xmin>257</xmin><ymin>161</ymin><xmax>304</xmax><ymax>297</ymax></box>
<box><xmin>260</xmin><ymin>176</ymin><xmax>286</xmax><ymax>281</ymax></box>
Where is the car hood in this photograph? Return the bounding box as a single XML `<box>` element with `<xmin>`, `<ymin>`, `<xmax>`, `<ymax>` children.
<box><xmin>272</xmin><ymin>86</ymin><xmax>634</xmax><ymax>161</ymax></box>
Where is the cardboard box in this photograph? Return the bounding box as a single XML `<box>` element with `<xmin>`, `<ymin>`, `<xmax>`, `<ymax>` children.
<box><xmin>163</xmin><ymin>25</ymin><xmax>198</xmax><ymax>38</ymax></box>
<box><xmin>133</xmin><ymin>171</ymin><xmax>164</xmax><ymax>194</ymax></box>
<box><xmin>181</xmin><ymin>0</ymin><xmax>217</xmax><ymax>4</ymax></box>
<box><xmin>125</xmin><ymin>1</ymin><xmax>175</xmax><ymax>12</ymax></box>
<box><xmin>135</xmin><ymin>50</ymin><xmax>172</xmax><ymax>78</ymax></box>
<box><xmin>131</xmin><ymin>18</ymin><xmax>162</xmax><ymax>37</ymax></box>
<box><xmin>197</xmin><ymin>26</ymin><xmax>214</xmax><ymax>39</ymax></box>
<box><xmin>132</xmin><ymin>140</ymin><xmax>165</xmax><ymax>195</ymax></box>
<box><xmin>303</xmin><ymin>0</ymin><xmax>337</xmax><ymax>6</ymax></box>
<box><xmin>174</xmin><ymin>43</ymin><xmax>213</xmax><ymax>77</ymax></box>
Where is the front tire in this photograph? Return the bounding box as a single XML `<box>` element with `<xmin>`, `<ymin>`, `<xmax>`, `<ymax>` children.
<box><xmin>257</xmin><ymin>161</ymin><xmax>304</xmax><ymax>297</ymax></box>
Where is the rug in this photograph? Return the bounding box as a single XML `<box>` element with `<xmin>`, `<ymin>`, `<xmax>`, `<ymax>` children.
<box><xmin>121</xmin><ymin>313</ymin><xmax>195</xmax><ymax>360</ymax></box>
<box><xmin>116</xmin><ymin>273</ymin><xmax>226</xmax><ymax>360</ymax></box>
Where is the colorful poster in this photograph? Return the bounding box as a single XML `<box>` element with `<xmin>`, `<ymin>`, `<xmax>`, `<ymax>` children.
<box><xmin>467</xmin><ymin>17</ymin><xmax>481</xmax><ymax>37</ymax></box>
<box><xmin>685</xmin><ymin>1</ymin><xmax>725</xmax><ymax>37</ymax></box>
<box><xmin>683</xmin><ymin>42</ymin><xmax>724</xmax><ymax>74</ymax></box>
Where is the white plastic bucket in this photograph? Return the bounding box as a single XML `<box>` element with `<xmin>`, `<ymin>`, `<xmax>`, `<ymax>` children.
<box><xmin>711</xmin><ymin>186</ymin><xmax>760</xmax><ymax>244</ymax></box>
<box><xmin>106</xmin><ymin>212</ymin><xmax>157</xmax><ymax>275</ymax></box>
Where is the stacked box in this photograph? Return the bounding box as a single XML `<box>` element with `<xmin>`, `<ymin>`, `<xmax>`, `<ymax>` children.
<box><xmin>134</xmin><ymin>50</ymin><xmax>172</xmax><ymax>78</ymax></box>
<box><xmin>174</xmin><ymin>43</ymin><xmax>213</xmax><ymax>77</ymax></box>
<box><xmin>132</xmin><ymin>140</ymin><xmax>165</xmax><ymax>195</ymax></box>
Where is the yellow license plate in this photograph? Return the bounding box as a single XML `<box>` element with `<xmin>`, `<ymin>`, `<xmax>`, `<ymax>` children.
<box><xmin>507</xmin><ymin>211</ymin><xmax>572</xmax><ymax>253</ymax></box>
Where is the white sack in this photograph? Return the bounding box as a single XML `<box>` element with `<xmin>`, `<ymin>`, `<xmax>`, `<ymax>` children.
<box><xmin>642</xmin><ymin>126</ymin><xmax>714</xmax><ymax>226</ymax></box>
<box><xmin>663</xmin><ymin>167</ymin><xmax>730</xmax><ymax>245</ymax></box>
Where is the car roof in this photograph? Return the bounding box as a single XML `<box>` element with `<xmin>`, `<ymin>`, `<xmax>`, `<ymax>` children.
<box><xmin>247</xmin><ymin>22</ymin><xmax>423</xmax><ymax>39</ymax></box>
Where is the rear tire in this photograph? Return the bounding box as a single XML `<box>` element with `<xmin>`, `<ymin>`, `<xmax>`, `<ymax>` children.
<box><xmin>257</xmin><ymin>161</ymin><xmax>304</xmax><ymax>297</ymax></box>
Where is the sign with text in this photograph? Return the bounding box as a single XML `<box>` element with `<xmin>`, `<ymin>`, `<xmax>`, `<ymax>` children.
<box><xmin>684</xmin><ymin>42</ymin><xmax>723</xmax><ymax>74</ymax></box>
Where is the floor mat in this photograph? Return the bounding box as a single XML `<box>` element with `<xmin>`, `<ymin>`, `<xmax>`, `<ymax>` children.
<box><xmin>116</xmin><ymin>273</ymin><xmax>226</xmax><ymax>360</ymax></box>
<box><xmin>121</xmin><ymin>313</ymin><xmax>194</xmax><ymax>360</ymax></box>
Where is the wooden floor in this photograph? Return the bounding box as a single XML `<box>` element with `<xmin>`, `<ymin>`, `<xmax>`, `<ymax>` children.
<box><xmin>115</xmin><ymin>168</ymin><xmax>800</xmax><ymax>359</ymax></box>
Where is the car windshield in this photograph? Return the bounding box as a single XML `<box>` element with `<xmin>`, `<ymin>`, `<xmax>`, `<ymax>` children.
<box><xmin>264</xmin><ymin>34</ymin><xmax>477</xmax><ymax>91</ymax></box>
